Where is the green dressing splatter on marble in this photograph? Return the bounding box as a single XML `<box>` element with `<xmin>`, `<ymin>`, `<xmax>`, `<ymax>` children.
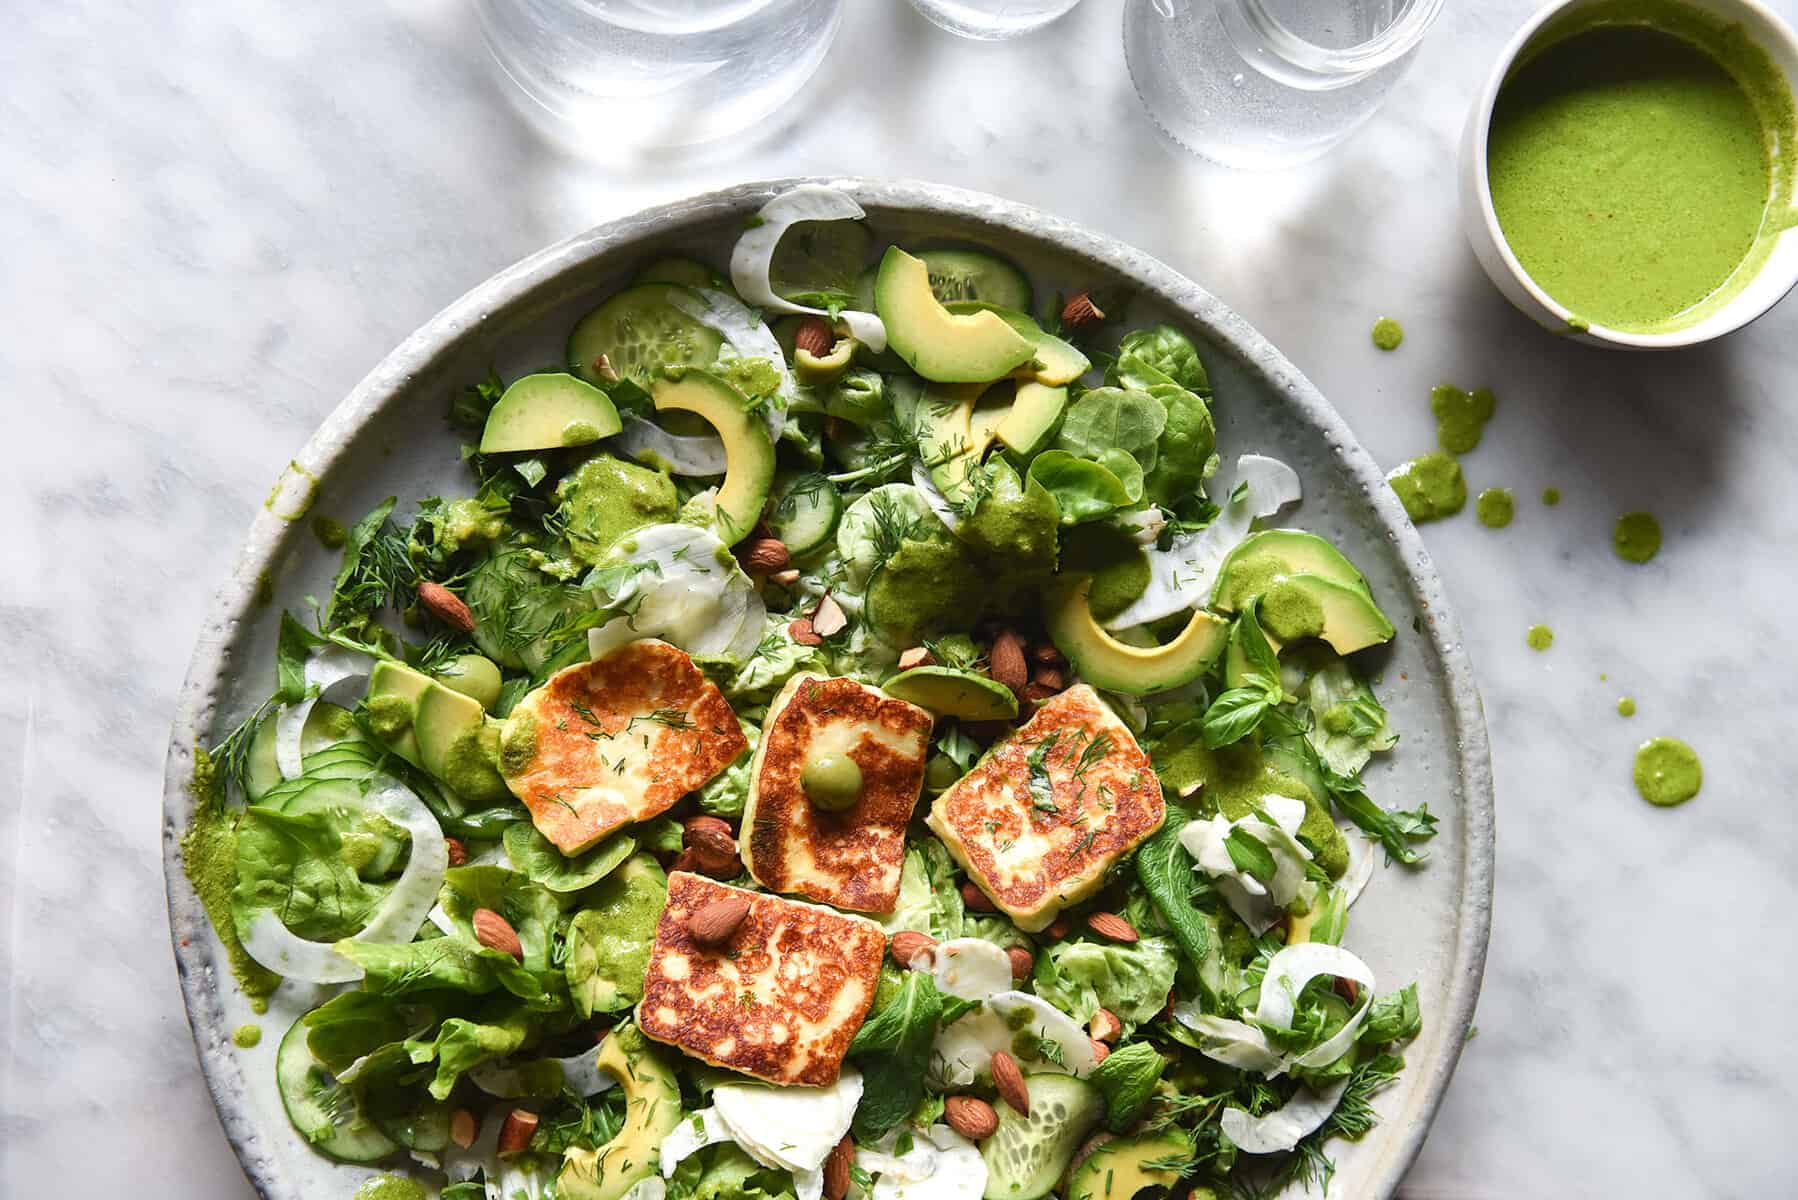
<box><xmin>1476</xmin><ymin>487</ymin><xmax>1515</xmax><ymax>528</ymax></box>
<box><xmin>1617</xmin><ymin>696</ymin><xmax>1637</xmax><ymax>717</ymax></box>
<box><xmin>1541</xmin><ymin>487</ymin><xmax>1562</xmax><ymax>506</ymax></box>
<box><xmin>1430</xmin><ymin>385</ymin><xmax>1497</xmax><ymax>454</ymax></box>
<box><xmin>353</xmin><ymin>1176</ymin><xmax>429</xmax><ymax>1200</ymax></box>
<box><xmin>311</xmin><ymin>515</ymin><xmax>347</xmax><ymax>550</ymax></box>
<box><xmin>231</xmin><ymin>1024</ymin><xmax>261</xmax><ymax>1048</ymax></box>
<box><xmin>1613</xmin><ymin>511</ymin><xmax>1662</xmax><ymax>562</ymax></box>
<box><xmin>1371</xmin><ymin>317</ymin><xmax>1405</xmax><ymax>350</ymax></box>
<box><xmin>1634</xmin><ymin>736</ymin><xmax>1702</xmax><ymax>806</ymax></box>
<box><xmin>1387</xmin><ymin>453</ymin><xmax>1466</xmax><ymax>523</ymax></box>
<box><xmin>1527</xmin><ymin>624</ymin><xmax>1554</xmax><ymax>650</ymax></box>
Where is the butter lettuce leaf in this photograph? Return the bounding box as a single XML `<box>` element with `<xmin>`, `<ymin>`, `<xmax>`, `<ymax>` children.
<box><xmin>1031</xmin><ymin>936</ymin><xmax>1180</xmax><ymax>1031</ymax></box>
<box><xmin>232</xmin><ymin>806</ymin><xmax>388</xmax><ymax>944</ymax></box>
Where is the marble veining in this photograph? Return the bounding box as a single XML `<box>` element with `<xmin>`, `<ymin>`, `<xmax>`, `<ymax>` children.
<box><xmin>3</xmin><ymin>1</ymin><xmax>1795</xmax><ymax>1196</ymax></box>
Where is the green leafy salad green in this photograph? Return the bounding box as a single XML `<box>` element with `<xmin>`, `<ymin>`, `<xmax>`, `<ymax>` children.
<box><xmin>183</xmin><ymin>185</ymin><xmax>1438</xmax><ymax>1200</ymax></box>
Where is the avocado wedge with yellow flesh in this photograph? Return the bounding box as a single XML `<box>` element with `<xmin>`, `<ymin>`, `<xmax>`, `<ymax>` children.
<box><xmin>1066</xmin><ymin>1128</ymin><xmax>1197</xmax><ymax>1200</ymax></box>
<box><xmin>1213</xmin><ymin>528</ymin><xmax>1374</xmax><ymax>611</ymax></box>
<box><xmin>414</xmin><ymin>682</ymin><xmax>510</xmax><ymax>805</ymax></box>
<box><xmin>946</xmin><ymin>300</ymin><xmax>1091</xmax><ymax>387</ymax></box>
<box><xmin>556</xmin><ymin>1025</ymin><xmax>682</xmax><ymax>1200</ymax></box>
<box><xmin>479</xmin><ymin>372</ymin><xmax>622</xmax><ymax>454</ymax></box>
<box><xmin>1045</xmin><ymin>575</ymin><xmax>1228</xmax><ymax>694</ymax></box>
<box><xmin>650</xmin><ymin>370</ymin><xmax>776</xmax><ymax>546</ymax></box>
<box><xmin>363</xmin><ymin>660</ymin><xmax>434</xmax><ymax>768</ymax></box>
<box><xmin>920</xmin><ymin>381</ymin><xmax>988</xmax><ymax>498</ymax></box>
<box><xmin>996</xmin><ymin>381</ymin><xmax>1068</xmax><ymax>459</ymax></box>
<box><xmin>875</xmin><ymin>248</ymin><xmax>1036</xmax><ymax>383</ymax></box>
<box><xmin>1258</xmin><ymin>573</ymin><xmax>1394</xmax><ymax>654</ymax></box>
<box><xmin>884</xmin><ymin>666</ymin><xmax>1019</xmax><ymax>720</ymax></box>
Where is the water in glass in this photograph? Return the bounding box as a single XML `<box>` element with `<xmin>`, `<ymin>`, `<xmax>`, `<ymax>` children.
<box><xmin>906</xmin><ymin>0</ymin><xmax>1086</xmax><ymax>41</ymax></box>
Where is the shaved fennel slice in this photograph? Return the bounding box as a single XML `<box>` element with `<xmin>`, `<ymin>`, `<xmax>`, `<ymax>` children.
<box><xmin>666</xmin><ymin>287</ymin><xmax>794</xmax><ymax>441</ymax></box>
<box><xmin>586</xmin><ymin>524</ymin><xmax>765</xmax><ymax>662</ymax></box>
<box><xmin>1221</xmin><ymin>1078</ymin><xmax>1352</xmax><ymax>1154</ymax></box>
<box><xmin>730</xmin><ymin>185</ymin><xmax>888</xmax><ymax>351</ymax></box>
<box><xmin>926</xmin><ymin>938</ymin><xmax>1014</xmax><ymax>1000</ymax></box>
<box><xmin>1103</xmin><ymin>454</ymin><xmax>1301</xmax><ymax>630</ymax></box>
<box><xmin>660</xmin><ymin>1107</ymin><xmax>733</xmax><ymax>1176</ymax></box>
<box><xmin>912</xmin><ymin>461</ymin><xmax>963</xmax><ymax>534</ymax></box>
<box><xmin>240</xmin><ymin>775</ymin><xmax>446</xmax><ymax>983</ymax></box>
<box><xmin>469</xmin><ymin>1048</ymin><xmax>619</xmax><ymax>1099</ymax></box>
<box><xmin>613</xmin><ymin>413</ymin><xmax>728</xmax><ymax>477</ymax></box>
<box><xmin>793</xmin><ymin>1171</ymin><xmax>824</xmax><ymax>1200</ymax></box>
<box><xmin>273</xmin><ymin>645</ymin><xmax>372</xmax><ymax>778</ymax></box>
<box><xmin>1169</xmin><ymin>1008</ymin><xmax>1283</xmax><ymax>1075</ymax></box>
<box><xmin>930</xmin><ymin>992</ymin><xmax>1098</xmax><ymax>1086</ymax></box>
<box><xmin>1340</xmin><ymin>831</ymin><xmax>1376</xmax><ymax>909</ymax></box>
<box><xmin>1255</xmin><ymin>942</ymin><xmax>1376</xmax><ymax>1033</ymax></box>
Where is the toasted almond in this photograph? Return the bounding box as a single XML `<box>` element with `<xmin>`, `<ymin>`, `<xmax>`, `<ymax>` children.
<box><xmin>789</xmin><ymin>617</ymin><xmax>824</xmax><ymax>647</ymax></box>
<box><xmin>990</xmin><ymin>1051</ymin><xmax>1029</xmax><ymax>1117</ymax></box>
<box><xmin>738</xmin><ymin>536</ymin><xmax>791</xmax><ymax>573</ymax></box>
<box><xmin>889</xmin><ymin>930</ymin><xmax>938</xmax><ymax>967</ymax></box>
<box><xmin>1046</xmin><ymin>916</ymin><xmax>1073</xmax><ymax>940</ymax></box>
<box><xmin>418</xmin><ymin>581</ymin><xmax>476</xmax><ymax>633</ymax></box>
<box><xmin>1067</xmin><ymin>1131</ymin><xmax>1115</xmax><ymax>1181</ymax></box>
<box><xmin>472</xmin><ymin>908</ymin><xmax>524</xmax><ymax>961</ymax></box>
<box><xmin>943</xmin><ymin>1095</ymin><xmax>1000</xmax><ymax>1140</ymax></box>
<box><xmin>1031</xmin><ymin>665</ymin><xmax>1066</xmax><ymax>691</ymax></box>
<box><xmin>445</xmin><ymin>836</ymin><xmax>469</xmax><ymax>867</ymax></box>
<box><xmin>591</xmin><ymin>353</ymin><xmax>620</xmax><ymax>384</ymax></box>
<box><xmin>1007</xmin><ymin>945</ymin><xmax>1034</xmax><ymax>981</ymax></box>
<box><xmin>823</xmin><ymin>1133</ymin><xmax>855</xmax><ymax>1200</ymax></box>
<box><xmin>496</xmin><ymin>1107</ymin><xmax>539</xmax><ymax>1155</ymax></box>
<box><xmin>1089</xmin><ymin>1008</ymin><xmax>1123</xmax><ymax>1044</ymax></box>
<box><xmin>1061</xmin><ymin>291</ymin><xmax>1106</xmax><ymax>327</ymax></box>
<box><xmin>1090</xmin><ymin>1038</ymin><xmax>1111</xmax><ymax>1064</ymax></box>
<box><xmin>1086</xmin><ymin>911</ymin><xmax>1139</xmax><ymax>943</ymax></box>
<box><xmin>683</xmin><ymin>819</ymin><xmax>740</xmax><ymax>876</ymax></box>
<box><xmin>1021</xmin><ymin>682</ymin><xmax>1057</xmax><ymax>708</ymax></box>
<box><xmin>689</xmin><ymin>896</ymin><xmax>751</xmax><ymax>947</ymax></box>
<box><xmin>988</xmin><ymin>630</ymin><xmax>1028</xmax><ymax>697</ymax></box>
<box><xmin>770</xmin><ymin>568</ymin><xmax>802</xmax><ymax>586</ymax></box>
<box><xmin>684</xmin><ymin>815</ymin><xmax>735</xmax><ymax>846</ymax></box>
<box><xmin>1335</xmin><ymin>975</ymin><xmax>1360</xmax><ymax>1005</ymax></box>
<box><xmin>811</xmin><ymin>593</ymin><xmax>849</xmax><ymax>637</ymax></box>
<box><xmin>796</xmin><ymin>317</ymin><xmax>837</xmax><ymax>359</ymax></box>
<box><xmin>898</xmin><ymin>646</ymin><xmax>936</xmax><ymax>670</ymax></box>
<box><xmin>449</xmin><ymin>1108</ymin><xmax>479</xmax><ymax>1150</ymax></box>
<box><xmin>1029</xmin><ymin>643</ymin><xmax>1068</xmax><ymax>668</ymax></box>
<box><xmin>960</xmin><ymin>880</ymin><xmax>996</xmax><ymax>912</ymax></box>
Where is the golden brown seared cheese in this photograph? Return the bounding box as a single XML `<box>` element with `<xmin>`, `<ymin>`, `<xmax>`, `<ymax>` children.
<box><xmin>742</xmin><ymin>673</ymin><xmax>932</xmax><ymax>912</ymax></box>
<box><xmin>926</xmin><ymin>684</ymin><xmax>1163</xmax><ymax>932</ymax></box>
<box><xmin>636</xmin><ymin>872</ymin><xmax>887</xmax><ymax>1086</ymax></box>
<box><xmin>500</xmin><ymin>639</ymin><xmax>746</xmax><ymax>854</ymax></box>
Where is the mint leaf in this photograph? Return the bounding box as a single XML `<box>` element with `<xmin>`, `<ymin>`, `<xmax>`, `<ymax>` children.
<box><xmin>1224</xmin><ymin>827</ymin><xmax>1277</xmax><ymax>883</ymax></box>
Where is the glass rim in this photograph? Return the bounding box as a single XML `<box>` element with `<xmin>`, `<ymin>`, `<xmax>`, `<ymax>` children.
<box><xmin>1235</xmin><ymin>0</ymin><xmax>1446</xmax><ymax>76</ymax></box>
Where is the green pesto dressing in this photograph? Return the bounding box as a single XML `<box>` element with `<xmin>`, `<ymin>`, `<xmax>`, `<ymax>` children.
<box><xmin>263</xmin><ymin>461</ymin><xmax>318</xmax><ymax>522</ymax></box>
<box><xmin>1487</xmin><ymin>3</ymin><xmax>1797</xmax><ymax>333</ymax></box>
<box><xmin>1617</xmin><ymin>696</ymin><xmax>1637</xmax><ymax>717</ymax></box>
<box><xmin>1527</xmin><ymin>624</ymin><xmax>1554</xmax><ymax>650</ymax></box>
<box><xmin>1388</xmin><ymin>453</ymin><xmax>1467</xmax><ymax>523</ymax></box>
<box><xmin>1261</xmin><ymin>579</ymin><xmax>1326</xmax><ymax>642</ymax></box>
<box><xmin>1634</xmin><ymin>736</ymin><xmax>1702</xmax><ymax>806</ymax></box>
<box><xmin>555</xmin><ymin>456</ymin><xmax>678</xmax><ymax>564</ymax></box>
<box><xmin>1371</xmin><ymin>318</ymin><xmax>1405</xmax><ymax>351</ymax></box>
<box><xmin>179</xmin><ymin>749</ymin><xmax>280</xmax><ymax>1003</ymax></box>
<box><xmin>353</xmin><ymin>1176</ymin><xmax>429</xmax><ymax>1200</ymax></box>
<box><xmin>1613</xmin><ymin>511</ymin><xmax>1662</xmax><ymax>562</ymax></box>
<box><xmin>231</xmin><ymin>1024</ymin><xmax>261</xmax><ymax>1048</ymax></box>
<box><xmin>1061</xmin><ymin>524</ymin><xmax>1151</xmax><ymax>621</ymax></box>
<box><xmin>1476</xmin><ymin>487</ymin><xmax>1515</xmax><ymax>528</ymax></box>
<box><xmin>1541</xmin><ymin>486</ymin><xmax>1562</xmax><ymax>507</ymax></box>
<box><xmin>311</xmin><ymin>514</ymin><xmax>347</xmax><ymax>550</ymax></box>
<box><xmin>1430</xmin><ymin>385</ymin><xmax>1496</xmax><ymax>454</ymax></box>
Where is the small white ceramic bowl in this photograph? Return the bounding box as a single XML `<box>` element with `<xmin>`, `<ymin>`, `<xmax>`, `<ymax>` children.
<box><xmin>1459</xmin><ymin>0</ymin><xmax>1798</xmax><ymax>349</ymax></box>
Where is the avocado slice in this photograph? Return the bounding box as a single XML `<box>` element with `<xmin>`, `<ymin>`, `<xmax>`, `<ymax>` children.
<box><xmin>875</xmin><ymin>248</ymin><xmax>1036</xmax><ymax>383</ymax></box>
<box><xmin>651</xmin><ymin>370</ymin><xmax>776</xmax><ymax>545</ymax></box>
<box><xmin>363</xmin><ymin>660</ymin><xmax>434</xmax><ymax>768</ymax></box>
<box><xmin>414</xmin><ymin>682</ymin><xmax>510</xmax><ymax>804</ymax></box>
<box><xmin>946</xmin><ymin>301</ymin><xmax>1091</xmax><ymax>387</ymax></box>
<box><xmin>1212</xmin><ymin>529</ymin><xmax>1374</xmax><ymax>611</ymax></box>
<box><xmin>884</xmin><ymin>666</ymin><xmax>1019</xmax><ymax>720</ymax></box>
<box><xmin>1258</xmin><ymin>574</ymin><xmax>1394</xmax><ymax>654</ymax></box>
<box><xmin>996</xmin><ymin>381</ymin><xmax>1068</xmax><ymax>459</ymax></box>
<box><xmin>556</xmin><ymin>1025</ymin><xmax>683</xmax><ymax>1200</ymax></box>
<box><xmin>1044</xmin><ymin>575</ymin><xmax>1228</xmax><ymax>695</ymax></box>
<box><xmin>919</xmin><ymin>381</ymin><xmax>988</xmax><ymax>497</ymax></box>
<box><xmin>479</xmin><ymin>373</ymin><xmax>622</xmax><ymax>454</ymax></box>
<box><xmin>1065</xmin><ymin>1128</ymin><xmax>1197</xmax><ymax>1200</ymax></box>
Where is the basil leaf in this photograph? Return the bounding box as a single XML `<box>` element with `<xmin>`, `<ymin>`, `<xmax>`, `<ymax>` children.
<box><xmin>1234</xmin><ymin>601</ymin><xmax>1282</xmax><ymax>694</ymax></box>
<box><xmin>1200</xmin><ymin>688</ymin><xmax>1269</xmax><ymax>749</ymax></box>
<box><xmin>1360</xmin><ymin>983</ymin><xmax>1423</xmax><ymax>1046</ymax></box>
<box><xmin>1224</xmin><ymin>827</ymin><xmax>1277</xmax><ymax>883</ymax></box>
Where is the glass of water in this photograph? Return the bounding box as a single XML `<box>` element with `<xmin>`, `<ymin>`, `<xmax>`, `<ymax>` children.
<box><xmin>476</xmin><ymin>0</ymin><xmax>845</xmax><ymax>158</ymax></box>
<box><xmin>1123</xmin><ymin>0</ymin><xmax>1444</xmax><ymax>170</ymax></box>
<box><xmin>906</xmin><ymin>0</ymin><xmax>1086</xmax><ymax>41</ymax></box>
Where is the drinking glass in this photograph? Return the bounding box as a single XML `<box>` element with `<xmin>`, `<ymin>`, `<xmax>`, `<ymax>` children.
<box><xmin>1124</xmin><ymin>0</ymin><xmax>1444</xmax><ymax>170</ymax></box>
<box><xmin>906</xmin><ymin>0</ymin><xmax>1086</xmax><ymax>41</ymax></box>
<box><xmin>475</xmin><ymin>0</ymin><xmax>845</xmax><ymax>157</ymax></box>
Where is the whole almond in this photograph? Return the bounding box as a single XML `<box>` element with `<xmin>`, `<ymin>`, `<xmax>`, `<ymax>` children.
<box><xmin>689</xmin><ymin>895</ymin><xmax>751</xmax><ymax>947</ymax></box>
<box><xmin>418</xmin><ymin>581</ymin><xmax>476</xmax><ymax>633</ymax></box>
<box><xmin>795</xmin><ymin>317</ymin><xmax>836</xmax><ymax>359</ymax></box>
<box><xmin>684</xmin><ymin>819</ymin><xmax>740</xmax><ymax>875</ymax></box>
<box><xmin>1090</xmin><ymin>1039</ymin><xmax>1111</xmax><ymax>1064</ymax></box>
<box><xmin>449</xmin><ymin>1108</ymin><xmax>479</xmax><ymax>1150</ymax></box>
<box><xmin>472</xmin><ymin>908</ymin><xmax>524</xmax><ymax>961</ymax></box>
<box><xmin>823</xmin><ymin>1133</ymin><xmax>855</xmax><ymax>1200</ymax></box>
<box><xmin>1046</xmin><ymin>916</ymin><xmax>1073</xmax><ymax>940</ymax></box>
<box><xmin>1007</xmin><ymin>945</ymin><xmax>1034</xmax><ymax>980</ymax></box>
<box><xmin>1060</xmin><ymin>291</ymin><xmax>1106</xmax><ymax>327</ymax></box>
<box><xmin>1029</xmin><ymin>643</ymin><xmax>1067</xmax><ymax>668</ymax></box>
<box><xmin>1334</xmin><ymin>976</ymin><xmax>1360</xmax><ymax>1005</ymax></box>
<box><xmin>1031</xmin><ymin>665</ymin><xmax>1066</xmax><ymax>691</ymax></box>
<box><xmin>989</xmin><ymin>1051</ymin><xmax>1029</xmax><ymax>1117</ymax></box>
<box><xmin>496</xmin><ymin>1107</ymin><xmax>539</xmax><ymax>1155</ymax></box>
<box><xmin>944</xmin><ymin>1095</ymin><xmax>1000</xmax><ymax>1140</ymax></box>
<box><xmin>898</xmin><ymin>646</ymin><xmax>936</xmax><ymax>670</ymax></box>
<box><xmin>445</xmin><ymin>836</ymin><xmax>469</xmax><ymax>867</ymax></box>
<box><xmin>684</xmin><ymin>815</ymin><xmax>735</xmax><ymax>847</ymax></box>
<box><xmin>1086</xmin><ymin>912</ymin><xmax>1139</xmax><ymax>943</ymax></box>
<box><xmin>789</xmin><ymin>617</ymin><xmax>824</xmax><ymax>647</ymax></box>
<box><xmin>960</xmin><ymin>880</ymin><xmax>996</xmax><ymax>912</ymax></box>
<box><xmin>1021</xmin><ymin>682</ymin><xmax>1057</xmax><ymax>707</ymax></box>
<box><xmin>988</xmin><ymin>630</ymin><xmax>1028</xmax><ymax>697</ymax></box>
<box><xmin>770</xmin><ymin>568</ymin><xmax>802</xmax><ymax>586</ymax></box>
<box><xmin>811</xmin><ymin>593</ymin><xmax>849</xmax><ymax>637</ymax></box>
<box><xmin>889</xmin><ymin>930</ymin><xmax>938</xmax><ymax>968</ymax></box>
<box><xmin>739</xmin><ymin>536</ymin><xmax>791</xmax><ymax>574</ymax></box>
<box><xmin>1089</xmin><ymin>1008</ymin><xmax>1122</xmax><ymax>1044</ymax></box>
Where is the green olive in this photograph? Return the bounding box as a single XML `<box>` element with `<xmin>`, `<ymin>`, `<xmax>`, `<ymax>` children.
<box><xmin>435</xmin><ymin>653</ymin><xmax>504</xmax><ymax>711</ymax></box>
<box><xmin>801</xmin><ymin>753</ymin><xmax>863</xmax><ymax>812</ymax></box>
<box><xmin>923</xmin><ymin>753</ymin><xmax>964</xmax><ymax>794</ymax></box>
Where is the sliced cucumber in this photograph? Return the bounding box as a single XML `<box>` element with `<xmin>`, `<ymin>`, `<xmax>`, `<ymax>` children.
<box><xmin>981</xmin><ymin>1073</ymin><xmax>1103</xmax><ymax>1200</ymax></box>
<box><xmin>767</xmin><ymin>472</ymin><xmax>842</xmax><ymax>556</ymax></box>
<box><xmin>919</xmin><ymin>247</ymin><xmax>1034</xmax><ymax>313</ymax></box>
<box><xmin>266</xmin><ymin>776</ymin><xmax>366</xmax><ymax>817</ymax></box>
<box><xmin>245</xmin><ymin>703</ymin><xmax>365</xmax><ymax>802</ymax></box>
<box><xmin>771</xmin><ymin>218</ymin><xmax>874</xmax><ymax>300</ymax></box>
<box><xmin>566</xmin><ymin>283</ymin><xmax>724</xmax><ymax>387</ymax></box>
<box><xmin>276</xmin><ymin>1017</ymin><xmax>398</xmax><ymax>1164</ymax></box>
<box><xmin>837</xmin><ymin>484</ymin><xmax>932</xmax><ymax>592</ymax></box>
<box><xmin>884</xmin><ymin>666</ymin><xmax>1018</xmax><ymax>721</ymax></box>
<box><xmin>465</xmin><ymin>549</ymin><xmax>593</xmax><ymax>673</ymax></box>
<box><xmin>301</xmin><ymin>703</ymin><xmax>364</xmax><ymax>756</ymax></box>
<box><xmin>372</xmin><ymin>1098</ymin><xmax>452</xmax><ymax>1153</ymax></box>
<box><xmin>634</xmin><ymin>256</ymin><xmax>722</xmax><ymax>288</ymax></box>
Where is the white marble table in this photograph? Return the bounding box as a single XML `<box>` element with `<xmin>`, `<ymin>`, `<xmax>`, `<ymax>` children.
<box><xmin>5</xmin><ymin>1</ymin><xmax>1795</xmax><ymax>1195</ymax></box>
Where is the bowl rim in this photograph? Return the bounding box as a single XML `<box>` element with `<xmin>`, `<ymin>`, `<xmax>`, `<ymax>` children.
<box><xmin>1466</xmin><ymin>0</ymin><xmax>1798</xmax><ymax>349</ymax></box>
<box><xmin>161</xmin><ymin>176</ymin><xmax>1494</xmax><ymax>1199</ymax></box>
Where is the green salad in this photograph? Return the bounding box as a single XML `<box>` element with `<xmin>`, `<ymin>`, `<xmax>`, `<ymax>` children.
<box><xmin>184</xmin><ymin>185</ymin><xmax>1439</xmax><ymax>1200</ymax></box>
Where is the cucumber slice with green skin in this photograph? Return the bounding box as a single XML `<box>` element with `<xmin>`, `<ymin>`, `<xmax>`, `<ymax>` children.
<box><xmin>919</xmin><ymin>247</ymin><xmax>1034</xmax><ymax>313</ymax></box>
<box><xmin>981</xmin><ymin>1072</ymin><xmax>1104</xmax><ymax>1200</ymax></box>
<box><xmin>884</xmin><ymin>666</ymin><xmax>1019</xmax><ymax>721</ymax></box>
<box><xmin>766</xmin><ymin>472</ymin><xmax>842</xmax><ymax>556</ymax></box>
<box><xmin>245</xmin><ymin>704</ymin><xmax>367</xmax><ymax>802</ymax></box>
<box><xmin>771</xmin><ymin>218</ymin><xmax>874</xmax><ymax>302</ymax></box>
<box><xmin>566</xmin><ymin>283</ymin><xmax>724</xmax><ymax>387</ymax></box>
<box><xmin>371</xmin><ymin>1098</ymin><xmax>452</xmax><ymax>1153</ymax></box>
<box><xmin>465</xmin><ymin>549</ymin><xmax>592</xmax><ymax>673</ymax></box>
<box><xmin>276</xmin><ymin>1016</ymin><xmax>398</xmax><ymax>1164</ymax></box>
<box><xmin>634</xmin><ymin>256</ymin><xmax>723</xmax><ymax>288</ymax></box>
